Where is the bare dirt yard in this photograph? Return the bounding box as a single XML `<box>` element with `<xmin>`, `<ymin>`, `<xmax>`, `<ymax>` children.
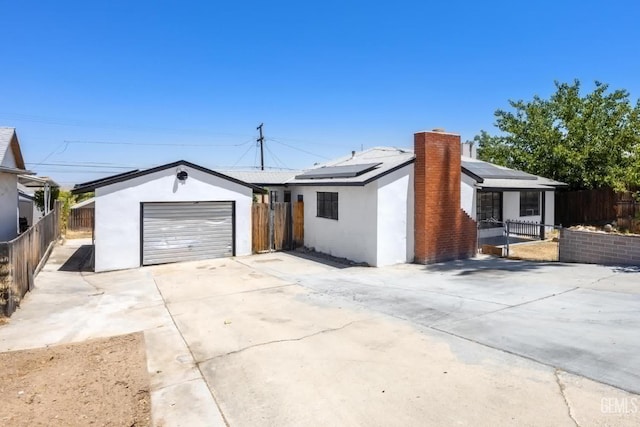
<box><xmin>0</xmin><ymin>332</ymin><xmax>150</xmax><ymax>427</ymax></box>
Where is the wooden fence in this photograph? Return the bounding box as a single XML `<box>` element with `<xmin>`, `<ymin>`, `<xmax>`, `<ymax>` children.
<box><xmin>252</xmin><ymin>201</ymin><xmax>304</xmax><ymax>253</ymax></box>
<box><xmin>555</xmin><ymin>188</ymin><xmax>619</xmax><ymax>226</ymax></box>
<box><xmin>0</xmin><ymin>203</ymin><xmax>61</xmax><ymax>317</ymax></box>
<box><xmin>555</xmin><ymin>188</ymin><xmax>639</xmax><ymax>227</ymax></box>
<box><xmin>252</xmin><ymin>203</ymin><xmax>270</xmax><ymax>253</ymax></box>
<box><xmin>68</xmin><ymin>208</ymin><xmax>94</xmax><ymax>231</ymax></box>
<box><xmin>293</xmin><ymin>201</ymin><xmax>304</xmax><ymax>248</ymax></box>
<box><xmin>615</xmin><ymin>191</ymin><xmax>639</xmax><ymax>232</ymax></box>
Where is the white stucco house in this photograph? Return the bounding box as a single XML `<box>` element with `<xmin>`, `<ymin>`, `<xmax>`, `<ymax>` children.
<box><xmin>283</xmin><ymin>148</ymin><xmax>415</xmax><ymax>267</ymax></box>
<box><xmin>234</xmin><ymin>135</ymin><xmax>565</xmax><ymax>267</ymax></box>
<box><xmin>460</xmin><ymin>156</ymin><xmax>566</xmax><ymax>241</ymax></box>
<box><xmin>72</xmin><ymin>160</ymin><xmax>263</xmax><ymax>272</ymax></box>
<box><xmin>73</xmin><ymin>130</ymin><xmax>566</xmax><ymax>272</ymax></box>
<box><xmin>0</xmin><ymin>127</ymin><xmax>30</xmax><ymax>241</ymax></box>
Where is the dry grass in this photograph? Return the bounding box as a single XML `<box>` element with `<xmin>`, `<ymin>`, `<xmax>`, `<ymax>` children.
<box><xmin>508</xmin><ymin>240</ymin><xmax>559</xmax><ymax>262</ymax></box>
<box><xmin>64</xmin><ymin>229</ymin><xmax>93</xmax><ymax>239</ymax></box>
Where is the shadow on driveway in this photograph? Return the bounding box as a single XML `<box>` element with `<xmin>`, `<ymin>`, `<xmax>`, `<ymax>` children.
<box><xmin>421</xmin><ymin>256</ymin><xmax>570</xmax><ymax>276</ymax></box>
<box><xmin>58</xmin><ymin>245</ymin><xmax>94</xmax><ymax>272</ymax></box>
<box><xmin>283</xmin><ymin>250</ymin><xmax>360</xmax><ymax>269</ymax></box>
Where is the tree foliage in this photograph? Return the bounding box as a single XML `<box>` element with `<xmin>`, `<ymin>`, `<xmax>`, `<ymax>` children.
<box><xmin>34</xmin><ymin>186</ymin><xmax>60</xmax><ymax>213</ymax></box>
<box><xmin>474</xmin><ymin>80</ymin><xmax>640</xmax><ymax>191</ymax></box>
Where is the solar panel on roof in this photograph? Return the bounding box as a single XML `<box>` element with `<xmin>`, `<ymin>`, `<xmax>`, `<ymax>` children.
<box><xmin>462</xmin><ymin>161</ymin><xmax>537</xmax><ymax>180</ymax></box>
<box><xmin>295</xmin><ymin>162</ymin><xmax>382</xmax><ymax>179</ymax></box>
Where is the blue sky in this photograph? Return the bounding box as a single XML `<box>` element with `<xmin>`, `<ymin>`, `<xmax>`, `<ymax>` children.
<box><xmin>2</xmin><ymin>1</ymin><xmax>639</xmax><ymax>186</ymax></box>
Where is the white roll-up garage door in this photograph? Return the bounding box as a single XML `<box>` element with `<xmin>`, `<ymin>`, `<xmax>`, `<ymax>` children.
<box><xmin>142</xmin><ymin>201</ymin><xmax>234</xmax><ymax>266</ymax></box>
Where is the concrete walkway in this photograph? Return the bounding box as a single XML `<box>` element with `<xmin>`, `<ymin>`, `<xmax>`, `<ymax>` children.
<box><xmin>1</xmin><ymin>239</ymin><xmax>638</xmax><ymax>426</ymax></box>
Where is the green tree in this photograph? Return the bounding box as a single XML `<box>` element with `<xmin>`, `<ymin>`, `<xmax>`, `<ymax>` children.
<box><xmin>34</xmin><ymin>186</ymin><xmax>60</xmax><ymax>213</ymax></box>
<box><xmin>57</xmin><ymin>190</ymin><xmax>76</xmax><ymax>231</ymax></box>
<box><xmin>474</xmin><ymin>80</ymin><xmax>640</xmax><ymax>191</ymax></box>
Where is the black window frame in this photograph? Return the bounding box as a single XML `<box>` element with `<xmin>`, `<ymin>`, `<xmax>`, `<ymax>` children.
<box><xmin>476</xmin><ymin>191</ymin><xmax>502</xmax><ymax>227</ymax></box>
<box><xmin>519</xmin><ymin>191</ymin><xmax>540</xmax><ymax>216</ymax></box>
<box><xmin>317</xmin><ymin>191</ymin><xmax>338</xmax><ymax>220</ymax></box>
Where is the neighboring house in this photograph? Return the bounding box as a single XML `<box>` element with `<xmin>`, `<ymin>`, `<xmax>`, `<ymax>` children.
<box><xmin>72</xmin><ymin>160</ymin><xmax>263</xmax><ymax>272</ymax></box>
<box><xmin>0</xmin><ymin>127</ymin><xmax>30</xmax><ymax>241</ymax></box>
<box><xmin>17</xmin><ymin>183</ymin><xmax>42</xmax><ymax>230</ymax></box>
<box><xmin>70</xmin><ymin>197</ymin><xmax>95</xmax><ymax>210</ymax></box>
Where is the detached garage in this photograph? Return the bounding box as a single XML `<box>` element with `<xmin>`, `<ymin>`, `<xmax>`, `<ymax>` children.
<box><xmin>73</xmin><ymin>160</ymin><xmax>261</xmax><ymax>272</ymax></box>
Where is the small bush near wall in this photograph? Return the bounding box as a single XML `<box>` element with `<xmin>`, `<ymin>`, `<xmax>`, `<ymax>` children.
<box><xmin>559</xmin><ymin>229</ymin><xmax>640</xmax><ymax>266</ymax></box>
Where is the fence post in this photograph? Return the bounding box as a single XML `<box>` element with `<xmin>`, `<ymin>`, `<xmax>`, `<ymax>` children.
<box><xmin>0</xmin><ymin>243</ymin><xmax>10</xmax><ymax>316</ymax></box>
<box><xmin>505</xmin><ymin>221</ymin><xmax>510</xmax><ymax>258</ymax></box>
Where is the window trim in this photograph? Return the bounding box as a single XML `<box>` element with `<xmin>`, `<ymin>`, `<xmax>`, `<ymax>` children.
<box><xmin>519</xmin><ymin>191</ymin><xmax>540</xmax><ymax>217</ymax></box>
<box><xmin>316</xmin><ymin>191</ymin><xmax>338</xmax><ymax>220</ymax></box>
<box><xmin>476</xmin><ymin>191</ymin><xmax>503</xmax><ymax>227</ymax></box>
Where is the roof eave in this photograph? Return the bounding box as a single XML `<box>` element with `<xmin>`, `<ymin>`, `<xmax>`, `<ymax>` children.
<box><xmin>286</xmin><ymin>158</ymin><xmax>415</xmax><ymax>187</ymax></box>
<box><xmin>1</xmin><ymin>167</ymin><xmax>33</xmax><ymax>175</ymax></box>
<box><xmin>72</xmin><ymin>160</ymin><xmax>265</xmax><ymax>194</ymax></box>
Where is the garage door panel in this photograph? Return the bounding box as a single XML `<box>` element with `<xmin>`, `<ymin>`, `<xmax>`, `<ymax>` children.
<box><xmin>142</xmin><ymin>202</ymin><xmax>234</xmax><ymax>266</ymax></box>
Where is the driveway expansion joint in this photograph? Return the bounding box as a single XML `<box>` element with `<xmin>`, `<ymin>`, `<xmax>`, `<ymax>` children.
<box><xmin>151</xmin><ymin>277</ymin><xmax>231</xmax><ymax>427</ymax></box>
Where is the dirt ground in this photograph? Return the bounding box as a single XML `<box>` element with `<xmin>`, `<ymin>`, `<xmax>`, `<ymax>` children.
<box><xmin>64</xmin><ymin>229</ymin><xmax>93</xmax><ymax>239</ymax></box>
<box><xmin>508</xmin><ymin>240</ymin><xmax>559</xmax><ymax>261</ymax></box>
<box><xmin>0</xmin><ymin>332</ymin><xmax>150</xmax><ymax>427</ymax></box>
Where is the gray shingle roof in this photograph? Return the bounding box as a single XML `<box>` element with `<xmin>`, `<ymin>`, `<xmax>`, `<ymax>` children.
<box><xmin>220</xmin><ymin>170</ymin><xmax>299</xmax><ymax>186</ymax></box>
<box><xmin>0</xmin><ymin>127</ymin><xmax>27</xmax><ymax>171</ymax></box>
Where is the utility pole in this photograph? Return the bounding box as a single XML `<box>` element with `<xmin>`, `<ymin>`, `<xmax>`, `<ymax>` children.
<box><xmin>257</xmin><ymin>123</ymin><xmax>265</xmax><ymax>170</ymax></box>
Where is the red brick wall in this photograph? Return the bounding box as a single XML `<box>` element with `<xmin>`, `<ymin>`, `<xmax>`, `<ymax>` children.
<box><xmin>414</xmin><ymin>130</ymin><xmax>477</xmax><ymax>263</ymax></box>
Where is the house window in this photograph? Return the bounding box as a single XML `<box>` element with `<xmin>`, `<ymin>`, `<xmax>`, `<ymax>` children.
<box><xmin>520</xmin><ymin>191</ymin><xmax>540</xmax><ymax>216</ymax></box>
<box><xmin>317</xmin><ymin>192</ymin><xmax>338</xmax><ymax>220</ymax></box>
<box><xmin>477</xmin><ymin>191</ymin><xmax>502</xmax><ymax>227</ymax></box>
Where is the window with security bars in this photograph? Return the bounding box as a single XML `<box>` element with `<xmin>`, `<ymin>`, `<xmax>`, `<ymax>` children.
<box><xmin>520</xmin><ymin>191</ymin><xmax>540</xmax><ymax>216</ymax></box>
<box><xmin>477</xmin><ymin>191</ymin><xmax>502</xmax><ymax>227</ymax></box>
<box><xmin>317</xmin><ymin>192</ymin><xmax>338</xmax><ymax>220</ymax></box>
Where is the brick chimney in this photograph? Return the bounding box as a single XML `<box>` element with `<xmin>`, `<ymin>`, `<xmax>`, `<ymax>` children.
<box><xmin>414</xmin><ymin>129</ymin><xmax>477</xmax><ymax>264</ymax></box>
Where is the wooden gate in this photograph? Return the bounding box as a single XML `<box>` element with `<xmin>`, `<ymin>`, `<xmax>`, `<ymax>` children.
<box><xmin>252</xmin><ymin>201</ymin><xmax>304</xmax><ymax>253</ymax></box>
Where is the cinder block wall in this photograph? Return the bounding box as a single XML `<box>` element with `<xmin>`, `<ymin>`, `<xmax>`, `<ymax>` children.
<box><xmin>559</xmin><ymin>229</ymin><xmax>640</xmax><ymax>266</ymax></box>
<box><xmin>414</xmin><ymin>130</ymin><xmax>477</xmax><ymax>264</ymax></box>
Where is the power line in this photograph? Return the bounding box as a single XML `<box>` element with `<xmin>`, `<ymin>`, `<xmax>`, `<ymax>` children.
<box><xmin>63</xmin><ymin>138</ymin><xmax>255</xmax><ymax>147</ymax></box>
<box><xmin>32</xmin><ymin>142</ymin><xmax>67</xmax><ymax>167</ymax></box>
<box><xmin>29</xmin><ymin>170</ymin><xmax>134</xmax><ymax>174</ymax></box>
<box><xmin>26</xmin><ymin>162</ymin><xmax>136</xmax><ymax>169</ymax></box>
<box><xmin>267</xmin><ymin>135</ymin><xmax>351</xmax><ymax>148</ymax></box>
<box><xmin>232</xmin><ymin>143</ymin><xmax>256</xmax><ymax>168</ymax></box>
<box><xmin>264</xmin><ymin>144</ymin><xmax>288</xmax><ymax>169</ymax></box>
<box><xmin>268</xmin><ymin>138</ymin><xmax>331</xmax><ymax>159</ymax></box>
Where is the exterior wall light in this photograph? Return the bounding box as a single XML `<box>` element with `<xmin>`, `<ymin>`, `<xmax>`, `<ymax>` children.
<box><xmin>177</xmin><ymin>170</ymin><xmax>188</xmax><ymax>181</ymax></box>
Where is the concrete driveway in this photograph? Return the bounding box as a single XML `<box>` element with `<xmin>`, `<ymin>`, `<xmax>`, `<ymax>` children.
<box><xmin>0</xmin><ymin>239</ymin><xmax>638</xmax><ymax>426</ymax></box>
